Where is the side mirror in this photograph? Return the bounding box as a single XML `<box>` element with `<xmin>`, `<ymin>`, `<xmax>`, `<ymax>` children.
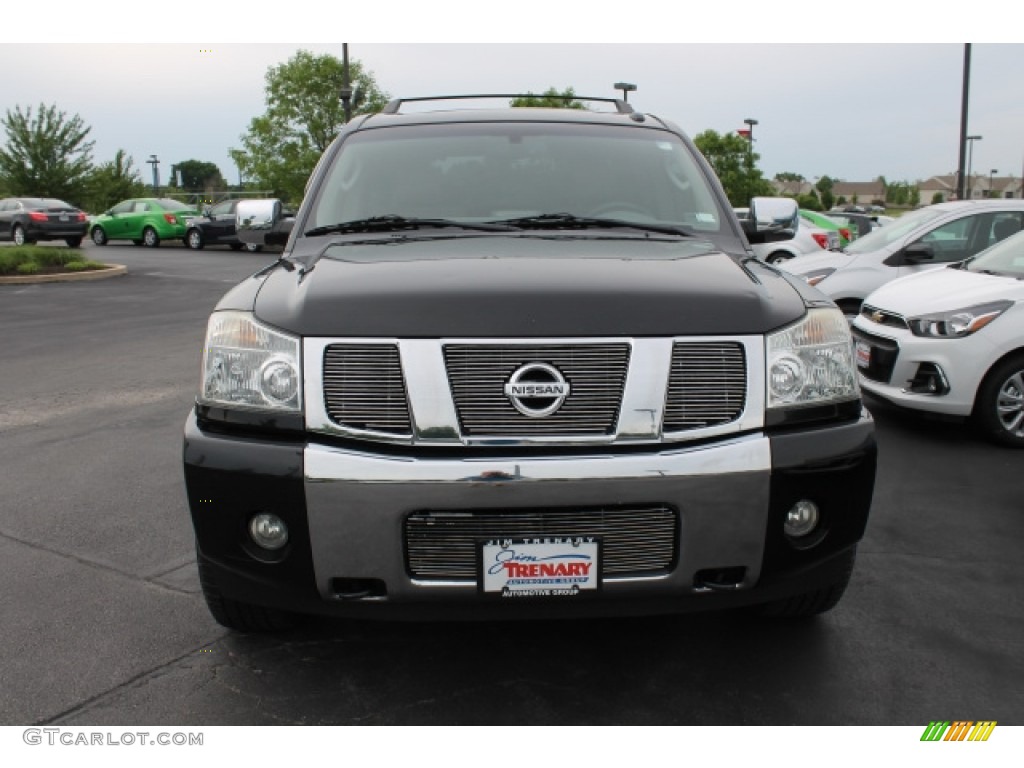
<box><xmin>902</xmin><ymin>242</ymin><xmax>935</xmax><ymax>263</ymax></box>
<box><xmin>236</xmin><ymin>199</ymin><xmax>294</xmax><ymax>246</ymax></box>
<box><xmin>202</xmin><ymin>206</ymin><xmax>212</xmax><ymax>217</ymax></box>
<box><xmin>743</xmin><ymin>197</ymin><xmax>798</xmax><ymax>244</ymax></box>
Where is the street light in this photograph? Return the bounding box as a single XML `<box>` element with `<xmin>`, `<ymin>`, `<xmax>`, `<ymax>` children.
<box><xmin>147</xmin><ymin>154</ymin><xmax>160</xmax><ymax>195</ymax></box>
<box><xmin>613</xmin><ymin>82</ymin><xmax>637</xmax><ymax>103</ymax></box>
<box><xmin>743</xmin><ymin>118</ymin><xmax>758</xmax><ymax>171</ymax></box>
<box><xmin>989</xmin><ymin>169</ymin><xmax>998</xmax><ymax>199</ymax></box>
<box><xmin>340</xmin><ymin>43</ymin><xmax>352</xmax><ymax>123</ymax></box>
<box><xmin>966</xmin><ymin>135</ymin><xmax>982</xmax><ymax>199</ymax></box>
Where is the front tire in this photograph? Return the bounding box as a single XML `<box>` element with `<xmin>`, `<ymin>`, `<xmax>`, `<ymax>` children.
<box><xmin>91</xmin><ymin>227</ymin><xmax>108</xmax><ymax>246</ymax></box>
<box><xmin>974</xmin><ymin>353</ymin><xmax>1024</xmax><ymax>448</ymax></box>
<box><xmin>767</xmin><ymin>251</ymin><xmax>791</xmax><ymax>266</ymax></box>
<box><xmin>228</xmin><ymin>242</ymin><xmax>244</xmax><ymax>251</ymax></box>
<box><xmin>142</xmin><ymin>226</ymin><xmax>160</xmax><ymax>248</ymax></box>
<box><xmin>186</xmin><ymin>228</ymin><xmax>204</xmax><ymax>250</ymax></box>
<box><xmin>197</xmin><ymin>555</ymin><xmax>297</xmax><ymax>632</ymax></box>
<box><xmin>244</xmin><ymin>243</ymin><xmax>263</xmax><ymax>253</ymax></box>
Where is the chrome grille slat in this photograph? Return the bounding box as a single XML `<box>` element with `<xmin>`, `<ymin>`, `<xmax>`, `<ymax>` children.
<box><xmin>444</xmin><ymin>343</ymin><xmax>630</xmax><ymax>436</ymax></box>
<box><xmin>663</xmin><ymin>342</ymin><xmax>746</xmax><ymax>431</ymax></box>
<box><xmin>406</xmin><ymin>506</ymin><xmax>677</xmax><ymax>580</ymax></box>
<box><xmin>322</xmin><ymin>344</ymin><xmax>412</xmax><ymax>435</ymax></box>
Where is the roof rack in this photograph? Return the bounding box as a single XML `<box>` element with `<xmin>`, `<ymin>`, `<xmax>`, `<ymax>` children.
<box><xmin>380</xmin><ymin>94</ymin><xmax>636</xmax><ymax>116</ymax></box>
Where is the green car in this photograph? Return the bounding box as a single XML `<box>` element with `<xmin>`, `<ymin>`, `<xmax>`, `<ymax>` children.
<box><xmin>799</xmin><ymin>209</ymin><xmax>852</xmax><ymax>247</ymax></box>
<box><xmin>89</xmin><ymin>198</ymin><xmax>198</xmax><ymax>247</ymax></box>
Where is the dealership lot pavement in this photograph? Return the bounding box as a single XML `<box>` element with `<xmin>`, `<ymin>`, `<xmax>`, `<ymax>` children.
<box><xmin>1</xmin><ymin>243</ymin><xmax>1022</xmax><ymax>726</ymax></box>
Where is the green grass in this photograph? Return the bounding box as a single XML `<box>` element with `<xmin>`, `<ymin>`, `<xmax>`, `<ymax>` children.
<box><xmin>0</xmin><ymin>245</ymin><xmax>107</xmax><ymax>276</ymax></box>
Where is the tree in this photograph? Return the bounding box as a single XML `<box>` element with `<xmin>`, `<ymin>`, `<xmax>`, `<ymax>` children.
<box><xmin>83</xmin><ymin>149</ymin><xmax>146</xmax><ymax>213</ymax></box>
<box><xmin>816</xmin><ymin>175</ymin><xmax>836</xmax><ymax>210</ymax></box>
<box><xmin>173</xmin><ymin>159</ymin><xmax>226</xmax><ymax>191</ymax></box>
<box><xmin>0</xmin><ymin>103</ymin><xmax>94</xmax><ymax>205</ymax></box>
<box><xmin>693</xmin><ymin>129</ymin><xmax>773</xmax><ymax>207</ymax></box>
<box><xmin>510</xmin><ymin>88</ymin><xmax>586</xmax><ymax>109</ymax></box>
<box><xmin>774</xmin><ymin>172</ymin><xmax>805</xmax><ymax>182</ymax></box>
<box><xmin>231</xmin><ymin>50</ymin><xmax>389</xmax><ymax>204</ymax></box>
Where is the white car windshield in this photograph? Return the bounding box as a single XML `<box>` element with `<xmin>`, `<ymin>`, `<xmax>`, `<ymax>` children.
<box><xmin>965</xmin><ymin>230</ymin><xmax>1024</xmax><ymax>278</ymax></box>
<box><xmin>844</xmin><ymin>207</ymin><xmax>946</xmax><ymax>255</ymax></box>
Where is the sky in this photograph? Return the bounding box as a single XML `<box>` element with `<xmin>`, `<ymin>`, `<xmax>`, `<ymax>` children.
<box><xmin>4</xmin><ymin>6</ymin><xmax>1023</xmax><ymax>194</ymax></box>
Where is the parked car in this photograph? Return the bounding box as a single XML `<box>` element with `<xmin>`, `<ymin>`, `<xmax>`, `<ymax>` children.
<box><xmin>824</xmin><ymin>211</ymin><xmax>874</xmax><ymax>240</ymax></box>
<box><xmin>0</xmin><ymin>197</ymin><xmax>88</xmax><ymax>247</ymax></box>
<box><xmin>185</xmin><ymin>198</ymin><xmax>261</xmax><ymax>251</ymax></box>
<box><xmin>184</xmin><ymin>95</ymin><xmax>875</xmax><ymax>632</ymax></box>
<box><xmin>781</xmin><ymin>201</ymin><xmax>1024</xmax><ymax>318</ymax></box>
<box><xmin>737</xmin><ymin>206</ymin><xmax>839</xmax><ymax>264</ymax></box>
<box><xmin>801</xmin><ymin>209</ymin><xmax>852</xmax><ymax>247</ymax></box>
<box><xmin>89</xmin><ymin>198</ymin><xmax>198</xmax><ymax>247</ymax></box>
<box><xmin>852</xmin><ymin>229</ymin><xmax>1024</xmax><ymax>447</ymax></box>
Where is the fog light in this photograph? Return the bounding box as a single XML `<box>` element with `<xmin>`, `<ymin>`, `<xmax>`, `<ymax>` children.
<box><xmin>784</xmin><ymin>500</ymin><xmax>819</xmax><ymax>538</ymax></box>
<box><xmin>249</xmin><ymin>513</ymin><xmax>288</xmax><ymax>550</ymax></box>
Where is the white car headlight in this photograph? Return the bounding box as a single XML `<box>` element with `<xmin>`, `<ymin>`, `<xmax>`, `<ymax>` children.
<box><xmin>908</xmin><ymin>300</ymin><xmax>1012</xmax><ymax>338</ymax></box>
<box><xmin>766</xmin><ymin>308</ymin><xmax>859</xmax><ymax>408</ymax></box>
<box><xmin>199</xmin><ymin>311</ymin><xmax>302</xmax><ymax>412</ymax></box>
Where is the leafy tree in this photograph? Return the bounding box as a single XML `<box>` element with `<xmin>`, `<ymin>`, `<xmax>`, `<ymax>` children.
<box><xmin>173</xmin><ymin>159</ymin><xmax>226</xmax><ymax>191</ymax></box>
<box><xmin>83</xmin><ymin>149</ymin><xmax>146</xmax><ymax>213</ymax></box>
<box><xmin>796</xmin><ymin>193</ymin><xmax>822</xmax><ymax>211</ymax></box>
<box><xmin>774</xmin><ymin>172</ymin><xmax>805</xmax><ymax>182</ymax></box>
<box><xmin>693</xmin><ymin>129</ymin><xmax>773</xmax><ymax>207</ymax></box>
<box><xmin>932</xmin><ymin>192</ymin><xmax>945</xmax><ymax>204</ymax></box>
<box><xmin>816</xmin><ymin>176</ymin><xmax>835</xmax><ymax>210</ymax></box>
<box><xmin>510</xmin><ymin>88</ymin><xmax>586</xmax><ymax>109</ymax></box>
<box><xmin>0</xmin><ymin>103</ymin><xmax>94</xmax><ymax>205</ymax></box>
<box><xmin>231</xmin><ymin>50</ymin><xmax>389</xmax><ymax>204</ymax></box>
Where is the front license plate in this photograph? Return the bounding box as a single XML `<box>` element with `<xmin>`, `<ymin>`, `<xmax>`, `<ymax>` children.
<box><xmin>480</xmin><ymin>539</ymin><xmax>600</xmax><ymax>597</ymax></box>
<box><xmin>855</xmin><ymin>341</ymin><xmax>871</xmax><ymax>369</ymax></box>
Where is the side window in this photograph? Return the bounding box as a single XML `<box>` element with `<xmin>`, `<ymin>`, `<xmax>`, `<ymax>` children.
<box><xmin>989</xmin><ymin>212</ymin><xmax>1023</xmax><ymax>245</ymax></box>
<box><xmin>917</xmin><ymin>215</ymin><xmax>982</xmax><ymax>263</ymax></box>
<box><xmin>111</xmin><ymin>201</ymin><xmax>133</xmax><ymax>214</ymax></box>
<box><xmin>210</xmin><ymin>201</ymin><xmax>232</xmax><ymax>216</ymax></box>
<box><xmin>133</xmin><ymin>202</ymin><xmax>150</xmax><ymax>213</ymax></box>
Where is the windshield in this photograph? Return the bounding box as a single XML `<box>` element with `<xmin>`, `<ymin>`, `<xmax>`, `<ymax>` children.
<box><xmin>157</xmin><ymin>198</ymin><xmax>194</xmax><ymax>211</ymax></box>
<box><xmin>844</xmin><ymin>207</ymin><xmax>946</xmax><ymax>254</ymax></box>
<box><xmin>966</xmin><ymin>230</ymin><xmax>1024</xmax><ymax>277</ymax></box>
<box><xmin>308</xmin><ymin>122</ymin><xmax>725</xmax><ymax>235</ymax></box>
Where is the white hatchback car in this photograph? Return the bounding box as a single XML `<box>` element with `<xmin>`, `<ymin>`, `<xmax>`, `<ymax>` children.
<box><xmin>782</xmin><ymin>201</ymin><xmax>1024</xmax><ymax>318</ymax></box>
<box><xmin>851</xmin><ymin>230</ymin><xmax>1024</xmax><ymax>447</ymax></box>
<box><xmin>735</xmin><ymin>207</ymin><xmax>838</xmax><ymax>264</ymax></box>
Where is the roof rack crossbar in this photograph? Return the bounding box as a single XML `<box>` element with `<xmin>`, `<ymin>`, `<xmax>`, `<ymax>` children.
<box><xmin>381</xmin><ymin>94</ymin><xmax>635</xmax><ymax>115</ymax></box>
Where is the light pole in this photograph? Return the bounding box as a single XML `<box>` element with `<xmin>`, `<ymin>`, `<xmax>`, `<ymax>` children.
<box><xmin>613</xmin><ymin>82</ymin><xmax>637</xmax><ymax>103</ymax></box>
<box><xmin>989</xmin><ymin>168</ymin><xmax>998</xmax><ymax>199</ymax></box>
<box><xmin>147</xmin><ymin>154</ymin><xmax>160</xmax><ymax>195</ymax></box>
<box><xmin>340</xmin><ymin>43</ymin><xmax>352</xmax><ymax>123</ymax></box>
<box><xmin>966</xmin><ymin>135</ymin><xmax>982</xmax><ymax>199</ymax></box>
<box><xmin>743</xmin><ymin>118</ymin><xmax>758</xmax><ymax>172</ymax></box>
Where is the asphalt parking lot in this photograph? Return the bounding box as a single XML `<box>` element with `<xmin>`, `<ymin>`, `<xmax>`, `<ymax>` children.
<box><xmin>1</xmin><ymin>242</ymin><xmax>1022</xmax><ymax>726</ymax></box>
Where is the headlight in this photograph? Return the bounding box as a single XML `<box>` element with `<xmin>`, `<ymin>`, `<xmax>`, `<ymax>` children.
<box><xmin>908</xmin><ymin>301</ymin><xmax>1012</xmax><ymax>338</ymax></box>
<box><xmin>199</xmin><ymin>311</ymin><xmax>302</xmax><ymax>412</ymax></box>
<box><xmin>766</xmin><ymin>308</ymin><xmax>859</xmax><ymax>408</ymax></box>
<box><xmin>802</xmin><ymin>268</ymin><xmax>836</xmax><ymax>287</ymax></box>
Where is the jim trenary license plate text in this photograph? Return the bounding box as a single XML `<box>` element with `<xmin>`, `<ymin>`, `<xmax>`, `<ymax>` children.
<box><xmin>481</xmin><ymin>538</ymin><xmax>600</xmax><ymax>597</ymax></box>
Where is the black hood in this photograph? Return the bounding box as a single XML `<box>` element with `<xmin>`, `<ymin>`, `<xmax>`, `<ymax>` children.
<box><xmin>252</xmin><ymin>236</ymin><xmax>806</xmax><ymax>337</ymax></box>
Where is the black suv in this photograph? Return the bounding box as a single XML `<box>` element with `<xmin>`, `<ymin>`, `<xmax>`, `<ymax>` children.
<box><xmin>184</xmin><ymin>95</ymin><xmax>875</xmax><ymax>631</ymax></box>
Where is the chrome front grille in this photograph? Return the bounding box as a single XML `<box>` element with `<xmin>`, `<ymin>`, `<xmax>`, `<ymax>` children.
<box><xmin>405</xmin><ymin>505</ymin><xmax>678</xmax><ymax>581</ymax></box>
<box><xmin>664</xmin><ymin>342</ymin><xmax>746</xmax><ymax>431</ymax></box>
<box><xmin>861</xmin><ymin>305</ymin><xmax>909</xmax><ymax>330</ymax></box>
<box><xmin>443</xmin><ymin>343</ymin><xmax>630</xmax><ymax>436</ymax></box>
<box><xmin>322</xmin><ymin>344</ymin><xmax>412</xmax><ymax>435</ymax></box>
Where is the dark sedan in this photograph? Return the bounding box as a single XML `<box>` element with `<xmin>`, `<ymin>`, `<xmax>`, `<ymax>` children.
<box><xmin>184</xmin><ymin>199</ymin><xmax>260</xmax><ymax>251</ymax></box>
<box><xmin>0</xmin><ymin>197</ymin><xmax>88</xmax><ymax>247</ymax></box>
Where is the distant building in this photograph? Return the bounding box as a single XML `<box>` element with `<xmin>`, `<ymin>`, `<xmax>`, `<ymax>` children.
<box><xmin>832</xmin><ymin>181</ymin><xmax>886</xmax><ymax>204</ymax></box>
<box><xmin>770</xmin><ymin>180</ymin><xmax>816</xmax><ymax>197</ymax></box>
<box><xmin>918</xmin><ymin>174</ymin><xmax>1021</xmax><ymax>202</ymax></box>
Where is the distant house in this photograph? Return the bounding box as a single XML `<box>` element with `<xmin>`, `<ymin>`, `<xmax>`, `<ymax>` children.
<box><xmin>918</xmin><ymin>174</ymin><xmax>1021</xmax><ymax>202</ymax></box>
<box><xmin>832</xmin><ymin>180</ymin><xmax>886</xmax><ymax>204</ymax></box>
<box><xmin>771</xmin><ymin>180</ymin><xmax>816</xmax><ymax>197</ymax></box>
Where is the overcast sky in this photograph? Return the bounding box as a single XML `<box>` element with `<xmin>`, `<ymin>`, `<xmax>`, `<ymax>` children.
<box><xmin>5</xmin><ymin>9</ymin><xmax>1023</xmax><ymax>194</ymax></box>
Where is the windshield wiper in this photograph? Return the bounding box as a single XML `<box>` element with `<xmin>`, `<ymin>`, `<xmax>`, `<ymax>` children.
<box><xmin>304</xmin><ymin>215</ymin><xmax>513</xmax><ymax>237</ymax></box>
<box><xmin>489</xmin><ymin>212</ymin><xmax>694</xmax><ymax>237</ymax></box>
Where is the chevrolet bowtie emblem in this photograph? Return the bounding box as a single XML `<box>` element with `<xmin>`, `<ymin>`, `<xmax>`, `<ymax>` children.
<box><xmin>871</xmin><ymin>311</ymin><xmax>884</xmax><ymax>324</ymax></box>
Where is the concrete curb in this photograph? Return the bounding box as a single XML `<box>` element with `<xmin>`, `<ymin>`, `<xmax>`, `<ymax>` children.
<box><xmin>0</xmin><ymin>264</ymin><xmax>127</xmax><ymax>285</ymax></box>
